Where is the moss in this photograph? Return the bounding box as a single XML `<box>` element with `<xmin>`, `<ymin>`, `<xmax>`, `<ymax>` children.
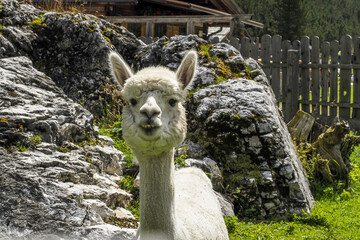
<box><xmin>17</xmin><ymin>145</ymin><xmax>27</xmax><ymax>152</ymax></box>
<box><xmin>57</xmin><ymin>145</ymin><xmax>70</xmax><ymax>153</ymax></box>
<box><xmin>30</xmin><ymin>16</ymin><xmax>47</xmax><ymax>28</ymax></box>
<box><xmin>105</xmin><ymin>216</ymin><xmax>138</xmax><ymax>229</ymax></box>
<box><xmin>224</xmin><ymin>153</ymin><xmax>263</xmax><ymax>190</ymax></box>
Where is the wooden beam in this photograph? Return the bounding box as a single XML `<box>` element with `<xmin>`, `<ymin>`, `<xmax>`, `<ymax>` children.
<box><xmin>105</xmin><ymin>14</ymin><xmax>252</xmax><ymax>24</ymax></box>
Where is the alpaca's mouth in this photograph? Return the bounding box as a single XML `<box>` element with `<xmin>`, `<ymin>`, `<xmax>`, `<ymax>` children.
<box><xmin>139</xmin><ymin>124</ymin><xmax>160</xmax><ymax>135</ymax></box>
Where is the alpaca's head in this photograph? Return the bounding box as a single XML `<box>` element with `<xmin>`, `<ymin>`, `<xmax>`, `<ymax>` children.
<box><xmin>109</xmin><ymin>51</ymin><xmax>197</xmax><ymax>157</ymax></box>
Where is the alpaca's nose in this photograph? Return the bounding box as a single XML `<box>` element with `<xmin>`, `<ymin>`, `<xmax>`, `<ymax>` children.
<box><xmin>140</xmin><ymin>96</ymin><xmax>161</xmax><ymax>119</ymax></box>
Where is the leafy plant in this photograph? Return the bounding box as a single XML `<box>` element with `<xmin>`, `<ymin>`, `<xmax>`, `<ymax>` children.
<box><xmin>174</xmin><ymin>147</ymin><xmax>188</xmax><ymax>168</ymax></box>
<box><xmin>29</xmin><ymin>135</ymin><xmax>42</xmax><ymax>146</ymax></box>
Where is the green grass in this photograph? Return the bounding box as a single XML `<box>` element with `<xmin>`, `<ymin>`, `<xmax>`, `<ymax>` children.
<box><xmin>226</xmin><ymin>144</ymin><xmax>360</xmax><ymax>239</ymax></box>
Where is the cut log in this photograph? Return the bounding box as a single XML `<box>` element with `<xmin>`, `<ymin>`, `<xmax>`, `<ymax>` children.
<box><xmin>288</xmin><ymin>110</ymin><xmax>315</xmax><ymax>142</ymax></box>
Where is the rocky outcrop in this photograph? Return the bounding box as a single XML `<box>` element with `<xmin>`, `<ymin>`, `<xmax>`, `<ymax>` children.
<box><xmin>0</xmin><ymin>0</ymin><xmax>315</xmax><ymax>236</ymax></box>
<box><xmin>186</xmin><ymin>76</ymin><xmax>313</xmax><ymax>218</ymax></box>
<box><xmin>0</xmin><ymin>57</ymin><xmax>136</xmax><ymax>239</ymax></box>
<box><xmin>0</xmin><ymin>0</ymin><xmax>143</xmax><ymax>120</ymax></box>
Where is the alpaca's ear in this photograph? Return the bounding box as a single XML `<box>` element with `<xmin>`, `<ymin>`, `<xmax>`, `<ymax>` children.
<box><xmin>176</xmin><ymin>50</ymin><xmax>197</xmax><ymax>90</ymax></box>
<box><xmin>109</xmin><ymin>52</ymin><xmax>133</xmax><ymax>88</ymax></box>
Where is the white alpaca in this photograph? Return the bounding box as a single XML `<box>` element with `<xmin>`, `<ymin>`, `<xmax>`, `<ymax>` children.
<box><xmin>109</xmin><ymin>51</ymin><xmax>229</xmax><ymax>240</ymax></box>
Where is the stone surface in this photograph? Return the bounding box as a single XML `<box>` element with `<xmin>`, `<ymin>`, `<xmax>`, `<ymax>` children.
<box><xmin>0</xmin><ymin>0</ymin><xmax>143</xmax><ymax>119</ymax></box>
<box><xmin>0</xmin><ymin>56</ymin><xmax>135</xmax><ymax>239</ymax></box>
<box><xmin>186</xmin><ymin>78</ymin><xmax>314</xmax><ymax>218</ymax></box>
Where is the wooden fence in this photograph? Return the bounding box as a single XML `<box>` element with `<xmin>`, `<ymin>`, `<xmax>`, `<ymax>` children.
<box><xmin>234</xmin><ymin>34</ymin><xmax>360</xmax><ymax>131</ymax></box>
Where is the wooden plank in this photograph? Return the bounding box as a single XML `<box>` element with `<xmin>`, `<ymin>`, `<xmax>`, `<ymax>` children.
<box><xmin>186</xmin><ymin>20</ymin><xmax>194</xmax><ymax>34</ymax></box>
<box><xmin>300</xmin><ymin>36</ymin><xmax>310</xmax><ymax>113</ymax></box>
<box><xmin>284</xmin><ymin>49</ymin><xmax>300</xmax><ymax>122</ymax></box>
<box><xmin>329</xmin><ymin>40</ymin><xmax>339</xmax><ymax>116</ymax></box>
<box><xmin>240</xmin><ymin>37</ymin><xmax>250</xmax><ymax>58</ymax></box>
<box><xmin>281</xmin><ymin>40</ymin><xmax>291</xmax><ymax>109</ymax></box>
<box><xmin>339</xmin><ymin>35</ymin><xmax>352</xmax><ymax>119</ymax></box>
<box><xmin>271</xmin><ymin>35</ymin><xmax>282</xmax><ymax>99</ymax></box>
<box><xmin>311</xmin><ymin>36</ymin><xmax>320</xmax><ymax>115</ymax></box>
<box><xmin>146</xmin><ymin>21</ymin><xmax>153</xmax><ymax>38</ymax></box>
<box><xmin>250</xmin><ymin>37</ymin><xmax>259</xmax><ymax>60</ymax></box>
<box><xmin>292</xmin><ymin>40</ymin><xmax>300</xmax><ymax>51</ymax></box>
<box><xmin>320</xmin><ymin>41</ymin><xmax>330</xmax><ymax>116</ymax></box>
<box><xmin>353</xmin><ymin>37</ymin><xmax>360</xmax><ymax>119</ymax></box>
<box><xmin>261</xmin><ymin>34</ymin><xmax>272</xmax><ymax>79</ymax></box>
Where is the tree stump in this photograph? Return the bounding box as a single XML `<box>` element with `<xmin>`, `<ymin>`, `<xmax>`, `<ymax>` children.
<box><xmin>288</xmin><ymin>111</ymin><xmax>353</xmax><ymax>187</ymax></box>
<box><xmin>312</xmin><ymin>117</ymin><xmax>350</xmax><ymax>186</ymax></box>
<box><xmin>288</xmin><ymin>110</ymin><xmax>315</xmax><ymax>142</ymax></box>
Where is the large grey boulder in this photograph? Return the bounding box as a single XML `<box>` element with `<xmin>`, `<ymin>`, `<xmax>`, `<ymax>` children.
<box><xmin>186</xmin><ymin>78</ymin><xmax>314</xmax><ymax>218</ymax></box>
<box><xmin>0</xmin><ymin>0</ymin><xmax>143</xmax><ymax>120</ymax></box>
<box><xmin>0</xmin><ymin>57</ymin><xmax>136</xmax><ymax>239</ymax></box>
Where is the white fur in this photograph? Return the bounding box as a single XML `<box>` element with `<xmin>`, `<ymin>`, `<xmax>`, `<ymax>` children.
<box><xmin>109</xmin><ymin>51</ymin><xmax>229</xmax><ymax>240</ymax></box>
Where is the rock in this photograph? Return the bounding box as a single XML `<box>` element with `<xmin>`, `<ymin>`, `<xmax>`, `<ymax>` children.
<box><xmin>0</xmin><ymin>0</ymin><xmax>143</xmax><ymax>120</ymax></box>
<box><xmin>0</xmin><ymin>56</ymin><xmax>135</xmax><ymax>239</ymax></box>
<box><xmin>186</xmin><ymin>78</ymin><xmax>314</xmax><ymax>218</ymax></box>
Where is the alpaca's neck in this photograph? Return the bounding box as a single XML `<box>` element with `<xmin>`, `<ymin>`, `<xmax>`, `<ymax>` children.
<box><xmin>137</xmin><ymin>149</ymin><xmax>177</xmax><ymax>239</ymax></box>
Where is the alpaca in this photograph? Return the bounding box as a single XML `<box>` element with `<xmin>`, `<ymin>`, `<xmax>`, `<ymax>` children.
<box><xmin>109</xmin><ymin>51</ymin><xmax>229</xmax><ymax>240</ymax></box>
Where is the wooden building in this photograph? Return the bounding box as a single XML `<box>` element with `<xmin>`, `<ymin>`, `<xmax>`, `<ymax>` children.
<box><xmin>33</xmin><ymin>0</ymin><xmax>263</xmax><ymax>39</ymax></box>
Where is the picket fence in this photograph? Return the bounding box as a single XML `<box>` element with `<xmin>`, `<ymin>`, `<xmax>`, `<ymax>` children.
<box><xmin>230</xmin><ymin>34</ymin><xmax>360</xmax><ymax>130</ymax></box>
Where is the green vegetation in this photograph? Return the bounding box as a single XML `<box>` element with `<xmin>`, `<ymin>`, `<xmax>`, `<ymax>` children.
<box><xmin>225</xmin><ymin>143</ymin><xmax>360</xmax><ymax>239</ymax></box>
<box><xmin>234</xmin><ymin>0</ymin><xmax>360</xmax><ymax>41</ymax></box>
<box><xmin>175</xmin><ymin>146</ymin><xmax>188</xmax><ymax>168</ymax></box>
<box><xmin>17</xmin><ymin>145</ymin><xmax>27</xmax><ymax>152</ymax></box>
<box><xmin>29</xmin><ymin>135</ymin><xmax>42</xmax><ymax>146</ymax></box>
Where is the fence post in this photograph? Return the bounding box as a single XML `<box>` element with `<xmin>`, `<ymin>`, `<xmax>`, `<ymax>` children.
<box><xmin>251</xmin><ymin>37</ymin><xmax>259</xmax><ymax>60</ymax></box>
<box><xmin>240</xmin><ymin>37</ymin><xmax>250</xmax><ymax>58</ymax></box>
<box><xmin>321</xmin><ymin>41</ymin><xmax>330</xmax><ymax>116</ymax></box>
<box><xmin>261</xmin><ymin>35</ymin><xmax>272</xmax><ymax>79</ymax></box>
<box><xmin>329</xmin><ymin>40</ymin><xmax>339</xmax><ymax>116</ymax></box>
<box><xmin>353</xmin><ymin>37</ymin><xmax>360</xmax><ymax>120</ymax></box>
<box><xmin>339</xmin><ymin>35</ymin><xmax>352</xmax><ymax>119</ymax></box>
<box><xmin>301</xmin><ymin>36</ymin><xmax>310</xmax><ymax>113</ymax></box>
<box><xmin>281</xmin><ymin>40</ymin><xmax>291</xmax><ymax>111</ymax></box>
<box><xmin>285</xmin><ymin>49</ymin><xmax>300</xmax><ymax>122</ymax></box>
<box><xmin>311</xmin><ymin>36</ymin><xmax>320</xmax><ymax>114</ymax></box>
<box><xmin>272</xmin><ymin>35</ymin><xmax>282</xmax><ymax>99</ymax></box>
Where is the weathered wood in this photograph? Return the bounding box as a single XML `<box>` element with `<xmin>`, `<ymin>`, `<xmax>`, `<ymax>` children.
<box><xmin>339</xmin><ymin>35</ymin><xmax>352</xmax><ymax>119</ymax></box>
<box><xmin>329</xmin><ymin>40</ymin><xmax>339</xmax><ymax>116</ymax></box>
<box><xmin>301</xmin><ymin>36</ymin><xmax>310</xmax><ymax>113</ymax></box>
<box><xmin>311</xmin><ymin>36</ymin><xmax>320</xmax><ymax>115</ymax></box>
<box><xmin>285</xmin><ymin>49</ymin><xmax>300</xmax><ymax>122</ymax></box>
<box><xmin>261</xmin><ymin>34</ymin><xmax>272</xmax><ymax>78</ymax></box>
<box><xmin>288</xmin><ymin>110</ymin><xmax>315</xmax><ymax>142</ymax></box>
<box><xmin>271</xmin><ymin>35</ymin><xmax>282</xmax><ymax>99</ymax></box>
<box><xmin>354</xmin><ymin>37</ymin><xmax>360</xmax><ymax>119</ymax></box>
<box><xmin>250</xmin><ymin>37</ymin><xmax>259</xmax><ymax>60</ymax></box>
<box><xmin>281</xmin><ymin>40</ymin><xmax>291</xmax><ymax>106</ymax></box>
<box><xmin>229</xmin><ymin>37</ymin><xmax>240</xmax><ymax>50</ymax></box>
<box><xmin>321</xmin><ymin>41</ymin><xmax>330</xmax><ymax>116</ymax></box>
<box><xmin>145</xmin><ymin>21</ymin><xmax>153</xmax><ymax>38</ymax></box>
<box><xmin>314</xmin><ymin>118</ymin><xmax>350</xmax><ymax>186</ymax></box>
<box><xmin>240</xmin><ymin>37</ymin><xmax>250</xmax><ymax>58</ymax></box>
<box><xmin>105</xmin><ymin>15</ymin><xmax>240</xmax><ymax>24</ymax></box>
<box><xmin>186</xmin><ymin>20</ymin><xmax>194</xmax><ymax>34</ymax></box>
<box><xmin>292</xmin><ymin>40</ymin><xmax>301</xmax><ymax>51</ymax></box>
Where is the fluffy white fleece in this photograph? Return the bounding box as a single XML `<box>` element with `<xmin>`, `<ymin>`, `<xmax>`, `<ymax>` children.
<box><xmin>109</xmin><ymin>50</ymin><xmax>229</xmax><ymax>240</ymax></box>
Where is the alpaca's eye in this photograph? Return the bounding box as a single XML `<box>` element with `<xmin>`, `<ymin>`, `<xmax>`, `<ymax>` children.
<box><xmin>168</xmin><ymin>99</ymin><xmax>177</xmax><ymax>107</ymax></box>
<box><xmin>130</xmin><ymin>99</ymin><xmax>137</xmax><ymax>106</ymax></box>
